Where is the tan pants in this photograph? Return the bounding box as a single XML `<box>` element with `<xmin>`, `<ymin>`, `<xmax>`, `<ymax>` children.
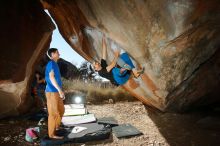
<box><xmin>45</xmin><ymin>92</ymin><xmax>65</xmax><ymax>138</ymax></box>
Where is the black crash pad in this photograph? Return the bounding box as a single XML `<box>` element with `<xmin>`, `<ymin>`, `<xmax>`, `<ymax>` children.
<box><xmin>112</xmin><ymin>124</ymin><xmax>143</xmax><ymax>138</ymax></box>
<box><xmin>97</xmin><ymin>117</ymin><xmax>118</xmax><ymax>127</ymax></box>
<box><xmin>40</xmin><ymin>123</ymin><xmax>111</xmax><ymax>146</ymax></box>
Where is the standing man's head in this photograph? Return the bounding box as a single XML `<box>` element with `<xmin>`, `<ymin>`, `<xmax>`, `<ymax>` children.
<box><xmin>47</xmin><ymin>48</ymin><xmax>60</xmax><ymax>62</ymax></box>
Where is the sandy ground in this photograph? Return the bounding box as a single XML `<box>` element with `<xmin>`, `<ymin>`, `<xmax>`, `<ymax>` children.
<box><xmin>0</xmin><ymin>101</ymin><xmax>220</xmax><ymax>146</ymax></box>
<box><xmin>85</xmin><ymin>102</ymin><xmax>167</xmax><ymax>146</ymax></box>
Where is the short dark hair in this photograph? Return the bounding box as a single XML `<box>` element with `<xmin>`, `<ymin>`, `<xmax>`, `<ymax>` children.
<box><xmin>89</xmin><ymin>64</ymin><xmax>95</xmax><ymax>72</ymax></box>
<box><xmin>47</xmin><ymin>48</ymin><xmax>58</xmax><ymax>59</ymax></box>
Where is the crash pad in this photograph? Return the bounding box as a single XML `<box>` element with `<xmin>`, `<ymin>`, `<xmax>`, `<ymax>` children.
<box><xmin>40</xmin><ymin>123</ymin><xmax>111</xmax><ymax>146</ymax></box>
<box><xmin>62</xmin><ymin>114</ymin><xmax>96</xmax><ymax>126</ymax></box>
<box><xmin>112</xmin><ymin>124</ymin><xmax>143</xmax><ymax>138</ymax></box>
<box><xmin>97</xmin><ymin>117</ymin><xmax>118</xmax><ymax>127</ymax></box>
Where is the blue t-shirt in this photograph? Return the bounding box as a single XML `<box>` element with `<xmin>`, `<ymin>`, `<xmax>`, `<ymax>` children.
<box><xmin>45</xmin><ymin>60</ymin><xmax>62</xmax><ymax>92</ymax></box>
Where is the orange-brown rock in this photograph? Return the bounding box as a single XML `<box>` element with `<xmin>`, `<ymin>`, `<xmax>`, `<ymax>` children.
<box><xmin>0</xmin><ymin>0</ymin><xmax>55</xmax><ymax>118</ymax></box>
<box><xmin>0</xmin><ymin>0</ymin><xmax>220</xmax><ymax>117</ymax></box>
<box><xmin>42</xmin><ymin>0</ymin><xmax>220</xmax><ymax>111</ymax></box>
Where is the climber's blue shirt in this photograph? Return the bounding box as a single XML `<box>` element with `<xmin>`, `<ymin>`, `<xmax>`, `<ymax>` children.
<box><xmin>112</xmin><ymin>67</ymin><xmax>130</xmax><ymax>85</ymax></box>
<box><xmin>45</xmin><ymin>60</ymin><xmax>62</xmax><ymax>92</ymax></box>
<box><xmin>98</xmin><ymin>53</ymin><xmax>135</xmax><ymax>86</ymax></box>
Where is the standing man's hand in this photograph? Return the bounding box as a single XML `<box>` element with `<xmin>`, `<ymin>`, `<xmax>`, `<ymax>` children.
<box><xmin>58</xmin><ymin>90</ymin><xmax>65</xmax><ymax>100</ymax></box>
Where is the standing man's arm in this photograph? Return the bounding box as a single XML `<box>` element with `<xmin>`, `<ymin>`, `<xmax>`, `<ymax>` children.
<box><xmin>49</xmin><ymin>70</ymin><xmax>64</xmax><ymax>99</ymax></box>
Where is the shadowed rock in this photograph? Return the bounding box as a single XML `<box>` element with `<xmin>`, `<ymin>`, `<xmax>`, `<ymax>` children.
<box><xmin>0</xmin><ymin>0</ymin><xmax>220</xmax><ymax>117</ymax></box>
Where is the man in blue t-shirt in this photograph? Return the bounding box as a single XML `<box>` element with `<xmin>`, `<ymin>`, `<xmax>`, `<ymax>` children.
<box><xmin>45</xmin><ymin>48</ymin><xmax>65</xmax><ymax>139</ymax></box>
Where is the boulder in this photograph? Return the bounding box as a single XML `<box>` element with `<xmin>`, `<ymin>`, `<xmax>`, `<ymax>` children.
<box><xmin>42</xmin><ymin>0</ymin><xmax>220</xmax><ymax>111</ymax></box>
<box><xmin>0</xmin><ymin>0</ymin><xmax>220</xmax><ymax>117</ymax></box>
<box><xmin>0</xmin><ymin>0</ymin><xmax>55</xmax><ymax>118</ymax></box>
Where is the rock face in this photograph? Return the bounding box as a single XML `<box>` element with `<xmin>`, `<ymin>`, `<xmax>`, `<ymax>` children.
<box><xmin>0</xmin><ymin>0</ymin><xmax>220</xmax><ymax>117</ymax></box>
<box><xmin>42</xmin><ymin>0</ymin><xmax>220</xmax><ymax>111</ymax></box>
<box><xmin>0</xmin><ymin>0</ymin><xmax>55</xmax><ymax>118</ymax></box>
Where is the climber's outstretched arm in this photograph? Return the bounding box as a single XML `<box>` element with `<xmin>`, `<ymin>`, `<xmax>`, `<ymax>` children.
<box><xmin>106</xmin><ymin>50</ymin><xmax>120</xmax><ymax>72</ymax></box>
<box><xmin>102</xmin><ymin>36</ymin><xmax>107</xmax><ymax>60</ymax></box>
<box><xmin>101</xmin><ymin>35</ymin><xmax>119</xmax><ymax>72</ymax></box>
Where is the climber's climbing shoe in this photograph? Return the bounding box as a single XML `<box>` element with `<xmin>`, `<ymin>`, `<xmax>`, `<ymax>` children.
<box><xmin>123</xmin><ymin>64</ymin><xmax>132</xmax><ymax>70</ymax></box>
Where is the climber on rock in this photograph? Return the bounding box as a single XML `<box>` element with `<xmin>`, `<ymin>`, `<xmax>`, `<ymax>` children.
<box><xmin>92</xmin><ymin>35</ymin><xmax>144</xmax><ymax>86</ymax></box>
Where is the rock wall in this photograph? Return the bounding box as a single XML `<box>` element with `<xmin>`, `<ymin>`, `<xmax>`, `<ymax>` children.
<box><xmin>42</xmin><ymin>0</ymin><xmax>220</xmax><ymax>111</ymax></box>
<box><xmin>0</xmin><ymin>0</ymin><xmax>55</xmax><ymax>118</ymax></box>
<box><xmin>0</xmin><ymin>0</ymin><xmax>220</xmax><ymax>117</ymax></box>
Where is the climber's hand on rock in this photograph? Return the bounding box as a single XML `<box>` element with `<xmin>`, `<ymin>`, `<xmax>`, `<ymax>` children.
<box><xmin>114</xmin><ymin>50</ymin><xmax>120</xmax><ymax>58</ymax></box>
